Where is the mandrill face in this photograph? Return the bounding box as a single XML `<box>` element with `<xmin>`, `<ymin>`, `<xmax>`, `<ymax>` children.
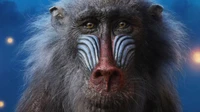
<box><xmin>17</xmin><ymin>0</ymin><xmax>187</xmax><ymax>112</ymax></box>
<box><xmin>49</xmin><ymin>1</ymin><xmax>164</xmax><ymax>111</ymax></box>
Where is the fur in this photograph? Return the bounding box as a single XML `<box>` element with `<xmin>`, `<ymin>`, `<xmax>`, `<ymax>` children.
<box><xmin>16</xmin><ymin>0</ymin><xmax>188</xmax><ymax>112</ymax></box>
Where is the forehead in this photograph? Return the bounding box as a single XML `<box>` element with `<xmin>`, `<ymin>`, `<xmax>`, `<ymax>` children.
<box><xmin>74</xmin><ymin>0</ymin><xmax>138</xmax><ymax>7</ymax></box>
<box><xmin>67</xmin><ymin>0</ymin><xmax>140</xmax><ymax>19</ymax></box>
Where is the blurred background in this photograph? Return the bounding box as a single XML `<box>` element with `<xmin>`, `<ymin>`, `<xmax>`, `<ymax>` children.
<box><xmin>0</xmin><ymin>0</ymin><xmax>200</xmax><ymax>112</ymax></box>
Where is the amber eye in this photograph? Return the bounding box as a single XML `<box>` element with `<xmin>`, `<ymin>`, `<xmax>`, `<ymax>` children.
<box><xmin>85</xmin><ymin>22</ymin><xmax>95</xmax><ymax>29</ymax></box>
<box><xmin>118</xmin><ymin>21</ymin><xmax>128</xmax><ymax>29</ymax></box>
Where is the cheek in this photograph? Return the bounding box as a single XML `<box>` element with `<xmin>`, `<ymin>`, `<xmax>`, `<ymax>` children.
<box><xmin>77</xmin><ymin>35</ymin><xmax>100</xmax><ymax>71</ymax></box>
<box><xmin>77</xmin><ymin>35</ymin><xmax>136</xmax><ymax>71</ymax></box>
<box><xmin>113</xmin><ymin>35</ymin><xmax>136</xmax><ymax>69</ymax></box>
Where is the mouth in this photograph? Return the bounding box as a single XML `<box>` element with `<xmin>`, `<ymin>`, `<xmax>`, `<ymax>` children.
<box><xmin>82</xmin><ymin>85</ymin><xmax>135</xmax><ymax>110</ymax></box>
<box><xmin>86</xmin><ymin>95</ymin><xmax>121</xmax><ymax>111</ymax></box>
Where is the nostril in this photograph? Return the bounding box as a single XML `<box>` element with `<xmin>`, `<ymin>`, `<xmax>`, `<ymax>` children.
<box><xmin>109</xmin><ymin>70</ymin><xmax>120</xmax><ymax>82</ymax></box>
<box><xmin>92</xmin><ymin>68</ymin><xmax>122</xmax><ymax>84</ymax></box>
<box><xmin>112</xmin><ymin>70</ymin><xmax>119</xmax><ymax>76</ymax></box>
<box><xmin>94</xmin><ymin>70</ymin><xmax>103</xmax><ymax>79</ymax></box>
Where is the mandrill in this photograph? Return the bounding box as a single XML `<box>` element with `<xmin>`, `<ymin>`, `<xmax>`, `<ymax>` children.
<box><xmin>17</xmin><ymin>0</ymin><xmax>187</xmax><ymax>112</ymax></box>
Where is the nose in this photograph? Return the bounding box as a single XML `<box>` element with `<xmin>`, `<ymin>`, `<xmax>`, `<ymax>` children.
<box><xmin>93</xmin><ymin>67</ymin><xmax>121</xmax><ymax>83</ymax></box>
<box><xmin>89</xmin><ymin>34</ymin><xmax>124</xmax><ymax>93</ymax></box>
<box><xmin>91</xmin><ymin>62</ymin><xmax>123</xmax><ymax>92</ymax></box>
<box><xmin>90</xmin><ymin>51</ymin><xmax>124</xmax><ymax>92</ymax></box>
<box><xmin>90</xmin><ymin>58</ymin><xmax>124</xmax><ymax>92</ymax></box>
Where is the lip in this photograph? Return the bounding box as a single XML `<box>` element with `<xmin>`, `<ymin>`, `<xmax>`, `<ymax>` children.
<box><xmin>87</xmin><ymin>95</ymin><xmax>117</xmax><ymax>110</ymax></box>
<box><xmin>80</xmin><ymin>83</ymin><xmax>136</xmax><ymax>112</ymax></box>
<box><xmin>85</xmin><ymin>93</ymin><xmax>133</xmax><ymax>112</ymax></box>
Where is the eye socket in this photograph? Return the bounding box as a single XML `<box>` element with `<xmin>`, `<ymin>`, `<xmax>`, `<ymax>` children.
<box><xmin>84</xmin><ymin>22</ymin><xmax>95</xmax><ymax>29</ymax></box>
<box><xmin>118</xmin><ymin>21</ymin><xmax>129</xmax><ymax>29</ymax></box>
<box><xmin>113</xmin><ymin>20</ymin><xmax>134</xmax><ymax>35</ymax></box>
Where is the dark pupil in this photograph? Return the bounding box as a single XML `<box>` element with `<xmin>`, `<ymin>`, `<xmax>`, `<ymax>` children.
<box><xmin>87</xmin><ymin>23</ymin><xmax>94</xmax><ymax>28</ymax></box>
<box><xmin>119</xmin><ymin>22</ymin><xmax>126</xmax><ymax>28</ymax></box>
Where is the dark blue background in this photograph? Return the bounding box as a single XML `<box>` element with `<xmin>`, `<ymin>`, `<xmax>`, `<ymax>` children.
<box><xmin>0</xmin><ymin>0</ymin><xmax>200</xmax><ymax>112</ymax></box>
